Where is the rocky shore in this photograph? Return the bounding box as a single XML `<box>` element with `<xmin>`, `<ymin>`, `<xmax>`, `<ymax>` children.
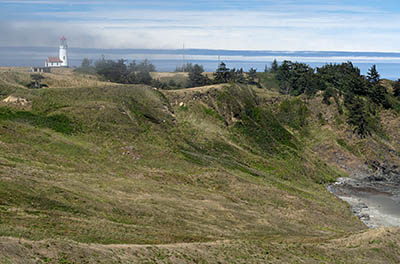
<box><xmin>328</xmin><ymin>162</ymin><xmax>400</xmax><ymax>228</ymax></box>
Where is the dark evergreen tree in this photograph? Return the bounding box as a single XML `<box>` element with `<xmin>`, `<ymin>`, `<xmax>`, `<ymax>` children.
<box><xmin>322</xmin><ymin>86</ymin><xmax>335</xmax><ymax>105</ymax></box>
<box><xmin>151</xmin><ymin>79</ymin><xmax>168</xmax><ymax>89</ymax></box>
<box><xmin>229</xmin><ymin>68</ymin><xmax>237</xmax><ymax>82</ymax></box>
<box><xmin>276</xmin><ymin>61</ymin><xmax>317</xmax><ymax>96</ymax></box>
<box><xmin>137</xmin><ymin>59</ymin><xmax>156</xmax><ymax>72</ymax></box>
<box><xmin>344</xmin><ymin>94</ymin><xmax>380</xmax><ymax>138</ymax></box>
<box><xmin>95</xmin><ymin>59</ymin><xmax>127</xmax><ymax>83</ymax></box>
<box><xmin>127</xmin><ymin>61</ymin><xmax>137</xmax><ymax>72</ymax></box>
<box><xmin>94</xmin><ymin>58</ymin><xmax>156</xmax><ymax>85</ymax></box>
<box><xmin>187</xmin><ymin>64</ymin><xmax>209</xmax><ymax>87</ymax></box>
<box><xmin>214</xmin><ymin>62</ymin><xmax>230</xmax><ymax>83</ymax></box>
<box><xmin>367</xmin><ymin>64</ymin><xmax>380</xmax><ymax>85</ymax></box>
<box><xmin>236</xmin><ymin>68</ymin><xmax>246</xmax><ymax>83</ymax></box>
<box><xmin>81</xmin><ymin>58</ymin><xmax>92</xmax><ymax>68</ymax></box>
<box><xmin>346</xmin><ymin>75</ymin><xmax>369</xmax><ymax>96</ymax></box>
<box><xmin>136</xmin><ymin>70</ymin><xmax>153</xmax><ymax>85</ymax></box>
<box><xmin>370</xmin><ymin>84</ymin><xmax>391</xmax><ymax>109</ymax></box>
<box><xmin>393</xmin><ymin>79</ymin><xmax>400</xmax><ymax>98</ymax></box>
<box><xmin>276</xmin><ymin>60</ymin><xmax>292</xmax><ymax>94</ymax></box>
<box><xmin>365</xmin><ymin>65</ymin><xmax>391</xmax><ymax>108</ymax></box>
<box><xmin>175</xmin><ymin>63</ymin><xmax>202</xmax><ymax>73</ymax></box>
<box><xmin>247</xmin><ymin>68</ymin><xmax>257</xmax><ymax>84</ymax></box>
<box><xmin>345</xmin><ymin>94</ymin><xmax>370</xmax><ymax>137</ymax></box>
<box><xmin>271</xmin><ymin>59</ymin><xmax>279</xmax><ymax>72</ymax></box>
<box><xmin>123</xmin><ymin>71</ymin><xmax>137</xmax><ymax>84</ymax></box>
<box><xmin>317</xmin><ymin>62</ymin><xmax>363</xmax><ymax>94</ymax></box>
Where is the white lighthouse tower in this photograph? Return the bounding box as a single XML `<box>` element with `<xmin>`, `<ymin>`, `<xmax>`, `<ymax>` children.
<box><xmin>44</xmin><ymin>36</ymin><xmax>69</xmax><ymax>68</ymax></box>
<box><xmin>59</xmin><ymin>36</ymin><xmax>68</xmax><ymax>67</ymax></box>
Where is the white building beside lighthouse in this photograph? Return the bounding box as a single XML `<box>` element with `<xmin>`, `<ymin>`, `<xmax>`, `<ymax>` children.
<box><xmin>45</xmin><ymin>36</ymin><xmax>69</xmax><ymax>68</ymax></box>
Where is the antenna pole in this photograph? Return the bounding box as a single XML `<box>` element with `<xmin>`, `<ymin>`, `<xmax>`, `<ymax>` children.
<box><xmin>182</xmin><ymin>43</ymin><xmax>185</xmax><ymax>72</ymax></box>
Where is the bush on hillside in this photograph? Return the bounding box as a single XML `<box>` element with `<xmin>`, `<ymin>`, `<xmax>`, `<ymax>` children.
<box><xmin>393</xmin><ymin>79</ymin><xmax>400</xmax><ymax>98</ymax></box>
<box><xmin>276</xmin><ymin>61</ymin><xmax>322</xmax><ymax>96</ymax></box>
<box><xmin>187</xmin><ymin>64</ymin><xmax>211</xmax><ymax>88</ymax></box>
<box><xmin>213</xmin><ymin>62</ymin><xmax>260</xmax><ymax>86</ymax></box>
<box><xmin>92</xmin><ymin>58</ymin><xmax>157</xmax><ymax>85</ymax></box>
<box><xmin>344</xmin><ymin>94</ymin><xmax>380</xmax><ymax>138</ymax></box>
<box><xmin>26</xmin><ymin>74</ymin><xmax>48</xmax><ymax>89</ymax></box>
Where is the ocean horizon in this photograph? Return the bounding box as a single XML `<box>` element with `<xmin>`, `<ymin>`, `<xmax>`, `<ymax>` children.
<box><xmin>1</xmin><ymin>47</ymin><xmax>400</xmax><ymax>80</ymax></box>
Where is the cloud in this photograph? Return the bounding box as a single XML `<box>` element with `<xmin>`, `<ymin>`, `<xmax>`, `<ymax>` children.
<box><xmin>1</xmin><ymin>0</ymin><xmax>400</xmax><ymax>51</ymax></box>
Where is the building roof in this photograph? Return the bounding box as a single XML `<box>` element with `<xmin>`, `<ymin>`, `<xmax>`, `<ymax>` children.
<box><xmin>46</xmin><ymin>57</ymin><xmax>63</xmax><ymax>63</ymax></box>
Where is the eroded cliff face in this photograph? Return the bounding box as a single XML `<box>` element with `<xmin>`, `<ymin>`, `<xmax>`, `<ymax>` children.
<box><xmin>305</xmin><ymin>93</ymin><xmax>400</xmax><ymax>229</ymax></box>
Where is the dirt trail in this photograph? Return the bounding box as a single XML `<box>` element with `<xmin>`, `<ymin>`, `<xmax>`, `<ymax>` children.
<box><xmin>3</xmin><ymin>228</ymin><xmax>400</xmax><ymax>263</ymax></box>
<box><xmin>0</xmin><ymin>236</ymin><xmax>230</xmax><ymax>250</ymax></box>
<box><xmin>162</xmin><ymin>84</ymin><xmax>228</xmax><ymax>94</ymax></box>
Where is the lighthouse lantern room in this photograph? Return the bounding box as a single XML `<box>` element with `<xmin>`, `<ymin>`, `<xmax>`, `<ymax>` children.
<box><xmin>45</xmin><ymin>36</ymin><xmax>69</xmax><ymax>68</ymax></box>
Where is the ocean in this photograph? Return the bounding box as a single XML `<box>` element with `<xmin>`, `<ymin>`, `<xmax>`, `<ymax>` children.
<box><xmin>1</xmin><ymin>47</ymin><xmax>400</xmax><ymax>80</ymax></box>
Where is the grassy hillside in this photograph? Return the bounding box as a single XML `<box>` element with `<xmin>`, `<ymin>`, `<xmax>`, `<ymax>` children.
<box><xmin>1</xmin><ymin>68</ymin><xmax>400</xmax><ymax>263</ymax></box>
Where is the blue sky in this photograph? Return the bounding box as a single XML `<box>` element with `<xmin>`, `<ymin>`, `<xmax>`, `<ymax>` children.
<box><xmin>1</xmin><ymin>0</ymin><xmax>400</xmax><ymax>51</ymax></box>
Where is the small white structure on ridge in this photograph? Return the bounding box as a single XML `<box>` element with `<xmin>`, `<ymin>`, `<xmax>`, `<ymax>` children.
<box><xmin>45</xmin><ymin>36</ymin><xmax>69</xmax><ymax>68</ymax></box>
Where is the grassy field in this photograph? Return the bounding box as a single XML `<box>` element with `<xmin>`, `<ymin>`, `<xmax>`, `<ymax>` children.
<box><xmin>1</xmin><ymin>68</ymin><xmax>400</xmax><ymax>263</ymax></box>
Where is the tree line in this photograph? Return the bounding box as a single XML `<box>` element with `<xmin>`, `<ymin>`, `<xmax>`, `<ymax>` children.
<box><xmin>184</xmin><ymin>62</ymin><xmax>259</xmax><ymax>88</ymax></box>
<box><xmin>77</xmin><ymin>57</ymin><xmax>156</xmax><ymax>85</ymax></box>
<box><xmin>272</xmin><ymin>60</ymin><xmax>400</xmax><ymax>137</ymax></box>
<box><xmin>76</xmin><ymin>57</ymin><xmax>261</xmax><ymax>89</ymax></box>
<box><xmin>180</xmin><ymin>59</ymin><xmax>400</xmax><ymax>138</ymax></box>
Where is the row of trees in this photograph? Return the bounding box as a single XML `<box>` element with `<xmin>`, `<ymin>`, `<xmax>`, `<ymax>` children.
<box><xmin>214</xmin><ymin>62</ymin><xmax>258</xmax><ymax>84</ymax></box>
<box><xmin>77</xmin><ymin>58</ymin><xmax>156</xmax><ymax>85</ymax></box>
<box><xmin>175</xmin><ymin>63</ymin><xmax>204</xmax><ymax>73</ymax></box>
<box><xmin>185</xmin><ymin>62</ymin><xmax>259</xmax><ymax>88</ymax></box>
<box><xmin>273</xmin><ymin>60</ymin><xmax>399</xmax><ymax>137</ymax></box>
<box><xmin>78</xmin><ymin>58</ymin><xmax>262</xmax><ymax>88</ymax></box>
<box><xmin>94</xmin><ymin>59</ymin><xmax>155</xmax><ymax>85</ymax></box>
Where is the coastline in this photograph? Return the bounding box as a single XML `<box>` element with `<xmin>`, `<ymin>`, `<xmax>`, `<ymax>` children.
<box><xmin>328</xmin><ymin>176</ymin><xmax>400</xmax><ymax>228</ymax></box>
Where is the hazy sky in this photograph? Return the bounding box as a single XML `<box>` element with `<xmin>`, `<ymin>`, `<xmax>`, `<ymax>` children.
<box><xmin>1</xmin><ymin>0</ymin><xmax>400</xmax><ymax>51</ymax></box>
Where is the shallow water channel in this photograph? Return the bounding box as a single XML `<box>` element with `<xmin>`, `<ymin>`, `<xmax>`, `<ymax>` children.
<box><xmin>328</xmin><ymin>177</ymin><xmax>400</xmax><ymax>228</ymax></box>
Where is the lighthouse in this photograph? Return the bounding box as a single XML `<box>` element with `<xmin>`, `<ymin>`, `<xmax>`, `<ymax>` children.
<box><xmin>59</xmin><ymin>36</ymin><xmax>68</xmax><ymax>67</ymax></box>
<box><xmin>45</xmin><ymin>36</ymin><xmax>69</xmax><ymax>68</ymax></box>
